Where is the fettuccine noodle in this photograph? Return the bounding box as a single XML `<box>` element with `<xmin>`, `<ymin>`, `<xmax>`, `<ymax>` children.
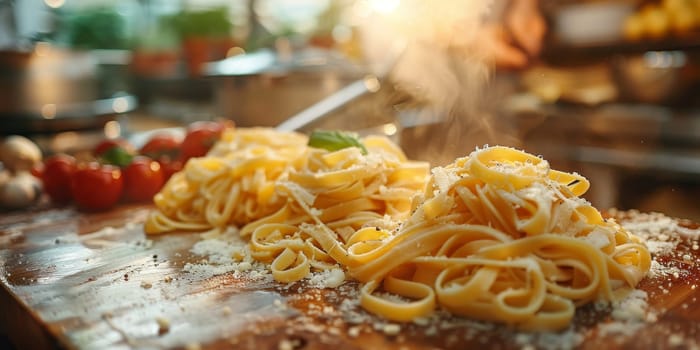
<box><xmin>144</xmin><ymin>127</ymin><xmax>309</xmax><ymax>235</ymax></box>
<box><xmin>145</xmin><ymin>128</ymin><xmax>651</xmax><ymax>331</ymax></box>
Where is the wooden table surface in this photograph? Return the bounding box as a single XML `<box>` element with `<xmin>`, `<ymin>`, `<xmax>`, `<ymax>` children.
<box><xmin>1</xmin><ymin>203</ymin><xmax>700</xmax><ymax>350</ymax></box>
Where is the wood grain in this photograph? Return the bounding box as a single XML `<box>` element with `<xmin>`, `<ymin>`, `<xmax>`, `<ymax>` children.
<box><xmin>1</xmin><ymin>203</ymin><xmax>699</xmax><ymax>349</ymax></box>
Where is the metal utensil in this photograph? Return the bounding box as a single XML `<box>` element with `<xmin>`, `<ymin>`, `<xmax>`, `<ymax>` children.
<box><xmin>276</xmin><ymin>41</ymin><xmax>406</xmax><ymax>132</ymax></box>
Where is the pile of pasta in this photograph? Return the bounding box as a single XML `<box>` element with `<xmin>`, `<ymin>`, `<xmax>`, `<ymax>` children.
<box><xmin>347</xmin><ymin>146</ymin><xmax>651</xmax><ymax>330</ymax></box>
<box><xmin>145</xmin><ymin>126</ymin><xmax>429</xmax><ymax>241</ymax></box>
<box><xmin>145</xmin><ymin>128</ymin><xmax>651</xmax><ymax>331</ymax></box>
<box><xmin>145</xmin><ymin>128</ymin><xmax>310</xmax><ymax>234</ymax></box>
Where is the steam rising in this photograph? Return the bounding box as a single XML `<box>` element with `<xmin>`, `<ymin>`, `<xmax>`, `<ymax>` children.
<box><xmin>355</xmin><ymin>0</ymin><xmax>517</xmax><ymax>165</ymax></box>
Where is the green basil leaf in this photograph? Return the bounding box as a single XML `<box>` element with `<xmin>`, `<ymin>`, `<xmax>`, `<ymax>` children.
<box><xmin>100</xmin><ymin>146</ymin><xmax>133</xmax><ymax>168</ymax></box>
<box><xmin>308</xmin><ymin>130</ymin><xmax>368</xmax><ymax>155</ymax></box>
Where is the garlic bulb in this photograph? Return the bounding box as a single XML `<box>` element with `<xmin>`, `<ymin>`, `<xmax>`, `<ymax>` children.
<box><xmin>0</xmin><ymin>135</ymin><xmax>42</xmax><ymax>173</ymax></box>
<box><xmin>0</xmin><ymin>172</ymin><xmax>42</xmax><ymax>209</ymax></box>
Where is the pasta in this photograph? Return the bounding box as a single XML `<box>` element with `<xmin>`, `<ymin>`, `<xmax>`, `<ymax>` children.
<box><xmin>144</xmin><ymin>127</ymin><xmax>309</xmax><ymax>235</ymax></box>
<box><xmin>241</xmin><ymin>134</ymin><xmax>430</xmax><ymax>281</ymax></box>
<box><xmin>145</xmin><ymin>128</ymin><xmax>651</xmax><ymax>331</ymax></box>
<box><xmin>347</xmin><ymin>146</ymin><xmax>650</xmax><ymax>330</ymax></box>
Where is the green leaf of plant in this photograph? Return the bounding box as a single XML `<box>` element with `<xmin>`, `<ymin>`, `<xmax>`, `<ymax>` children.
<box><xmin>308</xmin><ymin>130</ymin><xmax>368</xmax><ymax>155</ymax></box>
<box><xmin>100</xmin><ymin>146</ymin><xmax>133</xmax><ymax>168</ymax></box>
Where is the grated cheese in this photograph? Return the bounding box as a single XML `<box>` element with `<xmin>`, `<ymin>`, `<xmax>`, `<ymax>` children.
<box><xmin>382</xmin><ymin>323</ymin><xmax>401</xmax><ymax>336</ymax></box>
<box><xmin>307</xmin><ymin>268</ymin><xmax>345</xmax><ymax>289</ymax></box>
<box><xmin>582</xmin><ymin>229</ymin><xmax>611</xmax><ymax>249</ymax></box>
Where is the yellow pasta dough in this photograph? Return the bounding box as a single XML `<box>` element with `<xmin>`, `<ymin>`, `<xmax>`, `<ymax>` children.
<box><xmin>145</xmin><ymin>127</ymin><xmax>309</xmax><ymax>235</ymax></box>
<box><xmin>145</xmin><ymin>128</ymin><xmax>651</xmax><ymax>331</ymax></box>
<box><xmin>348</xmin><ymin>146</ymin><xmax>650</xmax><ymax>330</ymax></box>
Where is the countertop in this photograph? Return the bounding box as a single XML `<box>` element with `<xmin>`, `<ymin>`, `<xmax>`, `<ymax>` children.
<box><xmin>1</xmin><ymin>201</ymin><xmax>700</xmax><ymax>349</ymax></box>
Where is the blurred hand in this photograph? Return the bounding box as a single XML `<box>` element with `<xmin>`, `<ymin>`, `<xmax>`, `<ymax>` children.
<box><xmin>481</xmin><ymin>0</ymin><xmax>546</xmax><ymax>69</ymax></box>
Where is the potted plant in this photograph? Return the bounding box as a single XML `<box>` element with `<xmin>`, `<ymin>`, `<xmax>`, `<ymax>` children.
<box><xmin>165</xmin><ymin>7</ymin><xmax>235</xmax><ymax>76</ymax></box>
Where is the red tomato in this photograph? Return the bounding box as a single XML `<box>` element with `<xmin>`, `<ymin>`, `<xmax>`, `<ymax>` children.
<box><xmin>94</xmin><ymin>138</ymin><xmax>135</xmax><ymax>157</ymax></box>
<box><xmin>71</xmin><ymin>163</ymin><xmax>123</xmax><ymax>211</ymax></box>
<box><xmin>180</xmin><ymin>121</ymin><xmax>229</xmax><ymax>161</ymax></box>
<box><xmin>140</xmin><ymin>133</ymin><xmax>182</xmax><ymax>181</ymax></box>
<box><xmin>42</xmin><ymin>154</ymin><xmax>77</xmax><ymax>204</ymax></box>
<box><xmin>30</xmin><ymin>163</ymin><xmax>44</xmax><ymax>178</ymax></box>
<box><xmin>140</xmin><ymin>133</ymin><xmax>181</xmax><ymax>159</ymax></box>
<box><xmin>158</xmin><ymin>158</ymin><xmax>183</xmax><ymax>181</ymax></box>
<box><xmin>123</xmin><ymin>156</ymin><xmax>165</xmax><ymax>202</ymax></box>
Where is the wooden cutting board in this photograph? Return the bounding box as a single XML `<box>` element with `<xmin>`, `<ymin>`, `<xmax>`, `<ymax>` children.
<box><xmin>1</xmin><ymin>203</ymin><xmax>699</xmax><ymax>350</ymax></box>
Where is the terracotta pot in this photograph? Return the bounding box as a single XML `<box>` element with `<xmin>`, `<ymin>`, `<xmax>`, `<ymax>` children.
<box><xmin>182</xmin><ymin>37</ymin><xmax>236</xmax><ymax>76</ymax></box>
<box><xmin>130</xmin><ymin>50</ymin><xmax>180</xmax><ymax>77</ymax></box>
<box><xmin>308</xmin><ymin>34</ymin><xmax>335</xmax><ymax>49</ymax></box>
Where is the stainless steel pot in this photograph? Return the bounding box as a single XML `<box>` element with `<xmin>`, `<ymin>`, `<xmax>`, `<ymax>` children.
<box><xmin>0</xmin><ymin>46</ymin><xmax>136</xmax><ymax>134</ymax></box>
<box><xmin>0</xmin><ymin>47</ymin><xmax>98</xmax><ymax>113</ymax></box>
<box><xmin>205</xmin><ymin>48</ymin><xmax>369</xmax><ymax>128</ymax></box>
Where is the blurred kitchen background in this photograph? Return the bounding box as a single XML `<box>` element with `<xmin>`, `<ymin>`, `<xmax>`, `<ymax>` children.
<box><xmin>1</xmin><ymin>0</ymin><xmax>700</xmax><ymax>220</ymax></box>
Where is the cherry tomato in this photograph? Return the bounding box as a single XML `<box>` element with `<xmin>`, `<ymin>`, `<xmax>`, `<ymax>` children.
<box><xmin>41</xmin><ymin>154</ymin><xmax>77</xmax><ymax>204</ymax></box>
<box><xmin>140</xmin><ymin>133</ymin><xmax>181</xmax><ymax>159</ymax></box>
<box><xmin>123</xmin><ymin>156</ymin><xmax>165</xmax><ymax>202</ymax></box>
<box><xmin>30</xmin><ymin>163</ymin><xmax>44</xmax><ymax>179</ymax></box>
<box><xmin>94</xmin><ymin>138</ymin><xmax>134</xmax><ymax>157</ymax></box>
<box><xmin>158</xmin><ymin>158</ymin><xmax>183</xmax><ymax>181</ymax></box>
<box><xmin>139</xmin><ymin>133</ymin><xmax>183</xmax><ymax>180</ymax></box>
<box><xmin>71</xmin><ymin>162</ymin><xmax>123</xmax><ymax>211</ymax></box>
<box><xmin>180</xmin><ymin>121</ymin><xmax>229</xmax><ymax>161</ymax></box>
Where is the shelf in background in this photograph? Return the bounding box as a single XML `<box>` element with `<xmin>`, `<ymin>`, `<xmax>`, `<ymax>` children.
<box><xmin>542</xmin><ymin>33</ymin><xmax>700</xmax><ymax>64</ymax></box>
